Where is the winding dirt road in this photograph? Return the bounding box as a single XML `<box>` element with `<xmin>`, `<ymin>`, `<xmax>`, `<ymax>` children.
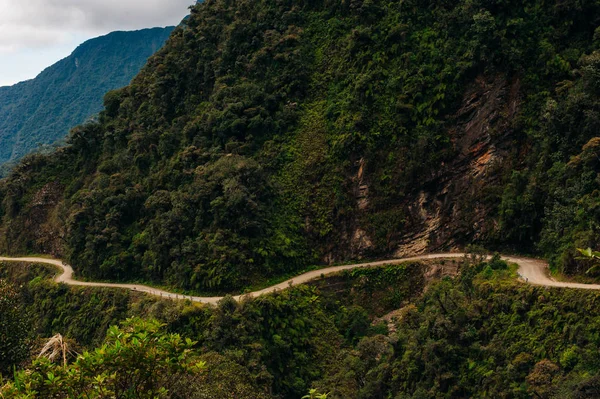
<box><xmin>1</xmin><ymin>254</ymin><xmax>598</xmax><ymax>305</ymax></box>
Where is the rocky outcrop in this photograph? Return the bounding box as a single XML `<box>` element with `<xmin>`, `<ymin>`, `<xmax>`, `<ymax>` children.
<box><xmin>395</xmin><ymin>74</ymin><xmax>521</xmax><ymax>255</ymax></box>
<box><xmin>26</xmin><ymin>181</ymin><xmax>65</xmax><ymax>256</ymax></box>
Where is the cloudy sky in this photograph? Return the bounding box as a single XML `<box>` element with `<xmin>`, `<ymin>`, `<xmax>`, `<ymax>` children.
<box><xmin>0</xmin><ymin>0</ymin><xmax>195</xmax><ymax>87</ymax></box>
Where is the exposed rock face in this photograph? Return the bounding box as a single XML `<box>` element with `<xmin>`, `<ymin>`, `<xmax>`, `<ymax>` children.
<box><xmin>395</xmin><ymin>74</ymin><xmax>521</xmax><ymax>256</ymax></box>
<box><xmin>351</xmin><ymin>228</ymin><xmax>374</xmax><ymax>254</ymax></box>
<box><xmin>356</xmin><ymin>158</ymin><xmax>369</xmax><ymax>211</ymax></box>
<box><xmin>25</xmin><ymin>181</ymin><xmax>64</xmax><ymax>256</ymax></box>
<box><xmin>342</xmin><ymin>75</ymin><xmax>520</xmax><ymax>260</ymax></box>
<box><xmin>349</xmin><ymin>157</ymin><xmax>375</xmax><ymax>257</ymax></box>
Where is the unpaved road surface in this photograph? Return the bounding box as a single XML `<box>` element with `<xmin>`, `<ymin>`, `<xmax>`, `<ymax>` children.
<box><xmin>0</xmin><ymin>254</ymin><xmax>597</xmax><ymax>305</ymax></box>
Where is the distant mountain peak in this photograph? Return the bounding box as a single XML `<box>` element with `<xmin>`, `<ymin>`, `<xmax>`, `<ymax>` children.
<box><xmin>0</xmin><ymin>26</ymin><xmax>174</xmax><ymax>171</ymax></box>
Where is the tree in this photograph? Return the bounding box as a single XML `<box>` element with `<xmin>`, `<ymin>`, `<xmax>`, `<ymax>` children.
<box><xmin>527</xmin><ymin>360</ymin><xmax>561</xmax><ymax>398</ymax></box>
<box><xmin>303</xmin><ymin>389</ymin><xmax>329</xmax><ymax>399</ymax></box>
<box><xmin>0</xmin><ymin>280</ymin><xmax>30</xmax><ymax>376</ymax></box>
<box><xmin>576</xmin><ymin>247</ymin><xmax>600</xmax><ymax>274</ymax></box>
<box><xmin>0</xmin><ymin>318</ymin><xmax>205</xmax><ymax>399</ymax></box>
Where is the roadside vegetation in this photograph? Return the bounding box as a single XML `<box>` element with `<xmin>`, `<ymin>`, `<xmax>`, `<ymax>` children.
<box><xmin>3</xmin><ymin>256</ymin><xmax>600</xmax><ymax>398</ymax></box>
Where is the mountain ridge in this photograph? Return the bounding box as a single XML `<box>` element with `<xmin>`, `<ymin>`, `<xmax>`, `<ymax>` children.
<box><xmin>0</xmin><ymin>26</ymin><xmax>175</xmax><ymax>173</ymax></box>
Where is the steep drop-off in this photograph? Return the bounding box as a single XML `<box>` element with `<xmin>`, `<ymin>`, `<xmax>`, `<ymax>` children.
<box><xmin>1</xmin><ymin>0</ymin><xmax>600</xmax><ymax>293</ymax></box>
<box><xmin>0</xmin><ymin>27</ymin><xmax>174</xmax><ymax>172</ymax></box>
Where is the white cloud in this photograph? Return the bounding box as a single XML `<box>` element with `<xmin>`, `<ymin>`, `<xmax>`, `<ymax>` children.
<box><xmin>0</xmin><ymin>0</ymin><xmax>195</xmax><ymax>85</ymax></box>
<box><xmin>0</xmin><ymin>0</ymin><xmax>194</xmax><ymax>51</ymax></box>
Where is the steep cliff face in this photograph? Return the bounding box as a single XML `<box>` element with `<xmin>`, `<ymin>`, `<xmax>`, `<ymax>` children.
<box><xmin>341</xmin><ymin>74</ymin><xmax>521</xmax><ymax>259</ymax></box>
<box><xmin>1</xmin><ymin>0</ymin><xmax>599</xmax><ymax>292</ymax></box>
<box><xmin>395</xmin><ymin>75</ymin><xmax>522</xmax><ymax>255</ymax></box>
<box><xmin>23</xmin><ymin>181</ymin><xmax>65</xmax><ymax>256</ymax></box>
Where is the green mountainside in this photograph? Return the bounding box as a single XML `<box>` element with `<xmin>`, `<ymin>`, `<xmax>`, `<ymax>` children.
<box><xmin>0</xmin><ymin>27</ymin><xmax>174</xmax><ymax>173</ymax></box>
<box><xmin>5</xmin><ymin>0</ymin><xmax>600</xmax><ymax>396</ymax></box>
<box><xmin>1</xmin><ymin>0</ymin><xmax>600</xmax><ymax>296</ymax></box>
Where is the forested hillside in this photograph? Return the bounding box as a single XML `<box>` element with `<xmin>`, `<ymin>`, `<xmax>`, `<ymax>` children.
<box><xmin>1</xmin><ymin>0</ymin><xmax>600</xmax><ymax>293</ymax></box>
<box><xmin>0</xmin><ymin>27</ymin><xmax>174</xmax><ymax>173</ymax></box>
<box><xmin>4</xmin><ymin>256</ymin><xmax>600</xmax><ymax>398</ymax></box>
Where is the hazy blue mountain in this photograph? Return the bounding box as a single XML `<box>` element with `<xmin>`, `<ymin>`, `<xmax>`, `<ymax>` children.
<box><xmin>0</xmin><ymin>27</ymin><xmax>174</xmax><ymax>172</ymax></box>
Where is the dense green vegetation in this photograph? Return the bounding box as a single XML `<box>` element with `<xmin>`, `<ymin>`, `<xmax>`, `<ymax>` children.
<box><xmin>0</xmin><ymin>280</ymin><xmax>30</xmax><ymax>376</ymax></box>
<box><xmin>0</xmin><ymin>260</ymin><xmax>426</xmax><ymax>397</ymax></box>
<box><xmin>314</xmin><ymin>262</ymin><xmax>600</xmax><ymax>398</ymax></box>
<box><xmin>1</xmin><ymin>318</ymin><xmax>207</xmax><ymax>398</ymax></box>
<box><xmin>4</xmin><ymin>0</ymin><xmax>600</xmax><ymax>397</ymax></box>
<box><xmin>0</xmin><ymin>27</ymin><xmax>174</xmax><ymax>174</ymax></box>
<box><xmin>6</xmin><ymin>258</ymin><xmax>600</xmax><ymax>398</ymax></box>
<box><xmin>1</xmin><ymin>0</ymin><xmax>600</xmax><ymax>292</ymax></box>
